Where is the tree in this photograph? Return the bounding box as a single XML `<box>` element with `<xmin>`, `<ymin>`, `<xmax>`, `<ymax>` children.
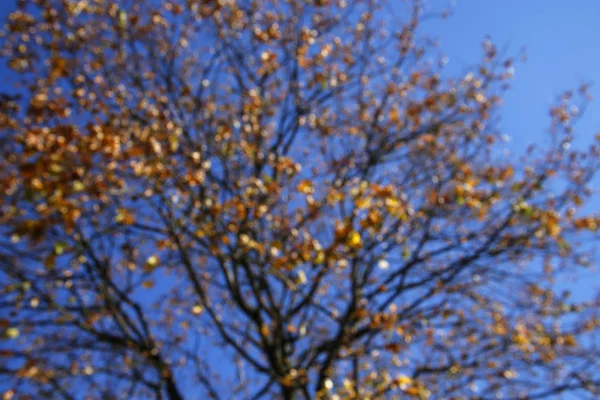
<box><xmin>0</xmin><ymin>0</ymin><xmax>599</xmax><ymax>398</ymax></box>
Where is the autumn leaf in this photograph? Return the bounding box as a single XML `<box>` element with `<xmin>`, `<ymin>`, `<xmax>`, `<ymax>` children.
<box><xmin>141</xmin><ymin>280</ymin><xmax>155</xmax><ymax>289</ymax></box>
<box><xmin>191</xmin><ymin>305</ymin><xmax>204</xmax><ymax>316</ymax></box>
<box><xmin>145</xmin><ymin>255</ymin><xmax>159</xmax><ymax>272</ymax></box>
<box><xmin>2</xmin><ymin>327</ymin><xmax>19</xmax><ymax>340</ymax></box>
<box><xmin>297</xmin><ymin>179</ymin><xmax>314</xmax><ymax>194</ymax></box>
<box><xmin>115</xmin><ymin>208</ymin><xmax>136</xmax><ymax>225</ymax></box>
<box><xmin>346</xmin><ymin>230</ymin><xmax>362</xmax><ymax>249</ymax></box>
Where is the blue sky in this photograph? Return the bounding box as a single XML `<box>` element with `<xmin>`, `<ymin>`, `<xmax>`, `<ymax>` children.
<box><xmin>0</xmin><ymin>0</ymin><xmax>598</xmax><ymax>398</ymax></box>
<box><xmin>2</xmin><ymin>1</ymin><xmax>598</xmax><ymax>144</ymax></box>
<box><xmin>426</xmin><ymin>0</ymin><xmax>600</xmax><ymax>148</ymax></box>
<box><xmin>0</xmin><ymin>0</ymin><xmax>597</xmax><ymax>160</ymax></box>
<box><xmin>427</xmin><ymin>0</ymin><xmax>600</xmax><ymax>289</ymax></box>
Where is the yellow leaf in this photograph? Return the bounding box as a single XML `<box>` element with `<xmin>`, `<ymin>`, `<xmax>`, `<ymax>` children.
<box><xmin>260</xmin><ymin>323</ymin><xmax>270</xmax><ymax>337</ymax></box>
<box><xmin>297</xmin><ymin>179</ymin><xmax>314</xmax><ymax>194</ymax></box>
<box><xmin>385</xmin><ymin>197</ymin><xmax>400</xmax><ymax>209</ymax></box>
<box><xmin>402</xmin><ymin>247</ymin><xmax>411</xmax><ymax>260</ymax></box>
<box><xmin>314</xmin><ymin>251</ymin><xmax>325</xmax><ymax>264</ymax></box>
<box><xmin>118</xmin><ymin>10</ymin><xmax>127</xmax><ymax>29</ymax></box>
<box><xmin>512</xmin><ymin>333</ymin><xmax>529</xmax><ymax>346</ymax></box>
<box><xmin>355</xmin><ymin>196</ymin><xmax>372</xmax><ymax>209</ymax></box>
<box><xmin>115</xmin><ymin>208</ymin><xmax>136</xmax><ymax>225</ymax></box>
<box><xmin>142</xmin><ymin>280</ymin><xmax>155</xmax><ymax>289</ymax></box>
<box><xmin>295</xmin><ymin>270</ymin><xmax>307</xmax><ymax>284</ymax></box>
<box><xmin>346</xmin><ymin>230</ymin><xmax>362</xmax><ymax>249</ymax></box>
<box><xmin>405</xmin><ymin>387</ymin><xmax>420</xmax><ymax>396</ymax></box>
<box><xmin>544</xmin><ymin>218</ymin><xmax>561</xmax><ymax>238</ymax></box>
<box><xmin>503</xmin><ymin>369</ymin><xmax>517</xmax><ymax>379</ymax></box>
<box><xmin>562</xmin><ymin>334</ymin><xmax>577</xmax><ymax>347</ymax></box>
<box><xmin>145</xmin><ymin>255</ymin><xmax>159</xmax><ymax>271</ymax></box>
<box><xmin>3</xmin><ymin>327</ymin><xmax>19</xmax><ymax>339</ymax></box>
<box><xmin>30</xmin><ymin>298</ymin><xmax>39</xmax><ymax>308</ymax></box>
<box><xmin>192</xmin><ymin>305</ymin><xmax>204</xmax><ymax>315</ymax></box>
<box><xmin>49</xmin><ymin>163</ymin><xmax>63</xmax><ymax>174</ymax></box>
<box><xmin>395</xmin><ymin>374</ymin><xmax>413</xmax><ymax>387</ymax></box>
<box><xmin>54</xmin><ymin>241</ymin><xmax>67</xmax><ymax>255</ymax></box>
<box><xmin>72</xmin><ymin>181</ymin><xmax>85</xmax><ymax>192</ymax></box>
<box><xmin>31</xmin><ymin>92</ymin><xmax>48</xmax><ymax>109</ymax></box>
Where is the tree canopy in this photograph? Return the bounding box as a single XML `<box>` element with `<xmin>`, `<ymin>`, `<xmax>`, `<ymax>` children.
<box><xmin>0</xmin><ymin>0</ymin><xmax>599</xmax><ymax>399</ymax></box>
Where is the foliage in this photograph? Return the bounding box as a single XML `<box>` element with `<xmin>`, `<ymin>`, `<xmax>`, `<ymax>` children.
<box><xmin>0</xmin><ymin>0</ymin><xmax>599</xmax><ymax>399</ymax></box>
